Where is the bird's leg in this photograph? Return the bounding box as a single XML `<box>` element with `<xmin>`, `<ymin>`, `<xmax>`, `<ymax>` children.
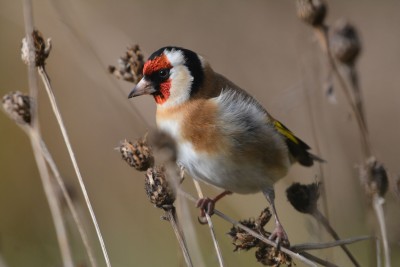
<box><xmin>197</xmin><ymin>190</ymin><xmax>232</xmax><ymax>224</ymax></box>
<box><xmin>263</xmin><ymin>187</ymin><xmax>290</xmax><ymax>247</ymax></box>
<box><xmin>177</xmin><ymin>162</ymin><xmax>185</xmax><ymax>184</ymax></box>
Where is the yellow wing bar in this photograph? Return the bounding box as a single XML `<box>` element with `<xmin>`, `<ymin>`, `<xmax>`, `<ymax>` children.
<box><xmin>273</xmin><ymin>120</ymin><xmax>299</xmax><ymax>145</ymax></box>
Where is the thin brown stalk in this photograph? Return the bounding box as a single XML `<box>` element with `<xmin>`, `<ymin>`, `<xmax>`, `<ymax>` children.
<box><xmin>178</xmin><ymin>190</ymin><xmax>318</xmax><ymax>267</ymax></box>
<box><xmin>313</xmin><ymin>209</ymin><xmax>360</xmax><ymax>266</ymax></box>
<box><xmin>373</xmin><ymin>195</ymin><xmax>391</xmax><ymax>267</ymax></box>
<box><xmin>164</xmin><ymin>209</ymin><xmax>194</xmax><ymax>267</ymax></box>
<box><xmin>39</xmin><ymin>140</ymin><xmax>97</xmax><ymax>267</ymax></box>
<box><xmin>22</xmin><ymin>1</ymin><xmax>74</xmax><ymax>266</ymax></box>
<box><xmin>291</xmin><ymin>236</ymin><xmax>371</xmax><ymax>252</ymax></box>
<box><xmin>346</xmin><ymin>65</ymin><xmax>366</xmax><ymax>127</ymax></box>
<box><xmin>192</xmin><ymin>180</ymin><xmax>225</xmax><ymax>267</ymax></box>
<box><xmin>28</xmin><ymin>129</ymin><xmax>74</xmax><ymax>267</ymax></box>
<box><xmin>22</xmin><ymin>0</ymin><xmax>38</xmax><ymax>129</ymax></box>
<box><xmin>314</xmin><ymin>25</ymin><xmax>372</xmax><ymax>158</ymax></box>
<box><xmin>299</xmin><ymin>251</ymin><xmax>339</xmax><ymax>267</ymax></box>
<box><xmin>161</xmin><ymin>163</ymin><xmax>194</xmax><ymax>267</ymax></box>
<box><xmin>313</xmin><ymin>24</ymin><xmax>391</xmax><ymax>267</ymax></box>
<box><xmin>37</xmin><ymin>66</ymin><xmax>111</xmax><ymax>267</ymax></box>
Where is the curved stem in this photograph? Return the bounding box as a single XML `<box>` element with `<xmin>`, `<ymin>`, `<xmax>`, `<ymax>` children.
<box><xmin>192</xmin><ymin>181</ymin><xmax>225</xmax><ymax>267</ymax></box>
<box><xmin>314</xmin><ymin>25</ymin><xmax>372</xmax><ymax>158</ymax></box>
<box><xmin>313</xmin><ymin>209</ymin><xmax>360</xmax><ymax>267</ymax></box>
<box><xmin>373</xmin><ymin>195</ymin><xmax>391</xmax><ymax>267</ymax></box>
<box><xmin>178</xmin><ymin>190</ymin><xmax>318</xmax><ymax>267</ymax></box>
<box><xmin>29</xmin><ymin>130</ymin><xmax>74</xmax><ymax>267</ymax></box>
<box><xmin>165</xmin><ymin>208</ymin><xmax>193</xmax><ymax>267</ymax></box>
<box><xmin>38</xmin><ymin>67</ymin><xmax>112</xmax><ymax>267</ymax></box>
<box><xmin>40</xmin><ymin>140</ymin><xmax>97</xmax><ymax>267</ymax></box>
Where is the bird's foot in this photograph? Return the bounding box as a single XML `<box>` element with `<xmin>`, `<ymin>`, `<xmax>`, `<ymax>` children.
<box><xmin>196</xmin><ymin>197</ymin><xmax>215</xmax><ymax>224</ymax></box>
<box><xmin>196</xmin><ymin>191</ymin><xmax>232</xmax><ymax>224</ymax></box>
<box><xmin>269</xmin><ymin>224</ymin><xmax>290</xmax><ymax>248</ymax></box>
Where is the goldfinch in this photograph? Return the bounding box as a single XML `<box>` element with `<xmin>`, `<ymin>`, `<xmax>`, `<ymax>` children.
<box><xmin>128</xmin><ymin>46</ymin><xmax>323</xmax><ymax>245</ymax></box>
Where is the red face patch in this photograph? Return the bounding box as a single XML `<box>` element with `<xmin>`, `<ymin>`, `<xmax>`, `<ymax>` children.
<box><xmin>153</xmin><ymin>80</ymin><xmax>171</xmax><ymax>104</ymax></box>
<box><xmin>143</xmin><ymin>54</ymin><xmax>172</xmax><ymax>76</ymax></box>
<box><xmin>143</xmin><ymin>54</ymin><xmax>173</xmax><ymax>105</ymax></box>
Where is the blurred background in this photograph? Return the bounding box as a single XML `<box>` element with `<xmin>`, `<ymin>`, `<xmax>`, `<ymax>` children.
<box><xmin>1</xmin><ymin>0</ymin><xmax>399</xmax><ymax>266</ymax></box>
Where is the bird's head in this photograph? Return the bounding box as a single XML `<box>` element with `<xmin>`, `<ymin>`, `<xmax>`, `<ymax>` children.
<box><xmin>128</xmin><ymin>46</ymin><xmax>204</xmax><ymax>107</ymax></box>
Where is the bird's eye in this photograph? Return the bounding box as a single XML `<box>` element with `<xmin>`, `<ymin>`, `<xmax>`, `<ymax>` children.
<box><xmin>158</xmin><ymin>69</ymin><xmax>169</xmax><ymax>78</ymax></box>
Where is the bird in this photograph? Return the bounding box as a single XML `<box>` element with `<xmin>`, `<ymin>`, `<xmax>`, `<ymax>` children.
<box><xmin>128</xmin><ymin>46</ymin><xmax>323</xmax><ymax>245</ymax></box>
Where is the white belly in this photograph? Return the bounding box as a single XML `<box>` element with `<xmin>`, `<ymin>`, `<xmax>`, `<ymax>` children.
<box><xmin>179</xmin><ymin>141</ymin><xmax>279</xmax><ymax>194</ymax></box>
<box><xmin>157</xmin><ymin>118</ymin><xmax>287</xmax><ymax>194</ymax></box>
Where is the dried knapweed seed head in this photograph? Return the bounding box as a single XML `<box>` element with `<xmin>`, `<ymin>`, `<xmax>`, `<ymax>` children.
<box><xmin>360</xmin><ymin>157</ymin><xmax>388</xmax><ymax>198</ymax></box>
<box><xmin>228</xmin><ymin>219</ymin><xmax>261</xmax><ymax>251</ymax></box>
<box><xmin>296</xmin><ymin>0</ymin><xmax>327</xmax><ymax>27</ymax></box>
<box><xmin>145</xmin><ymin>166</ymin><xmax>175</xmax><ymax>209</ymax></box>
<box><xmin>228</xmin><ymin>208</ymin><xmax>291</xmax><ymax>265</ymax></box>
<box><xmin>109</xmin><ymin>44</ymin><xmax>145</xmax><ymax>84</ymax></box>
<box><xmin>119</xmin><ymin>138</ymin><xmax>154</xmax><ymax>171</ymax></box>
<box><xmin>21</xmin><ymin>30</ymin><xmax>51</xmax><ymax>67</ymax></box>
<box><xmin>256</xmin><ymin>207</ymin><xmax>272</xmax><ymax>228</ymax></box>
<box><xmin>330</xmin><ymin>19</ymin><xmax>361</xmax><ymax>65</ymax></box>
<box><xmin>286</xmin><ymin>182</ymin><xmax>320</xmax><ymax>214</ymax></box>
<box><xmin>228</xmin><ymin>207</ymin><xmax>272</xmax><ymax>252</ymax></box>
<box><xmin>2</xmin><ymin>91</ymin><xmax>32</xmax><ymax>125</ymax></box>
<box><xmin>255</xmin><ymin>244</ymin><xmax>292</xmax><ymax>267</ymax></box>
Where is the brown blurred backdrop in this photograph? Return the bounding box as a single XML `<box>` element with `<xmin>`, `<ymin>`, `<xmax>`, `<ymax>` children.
<box><xmin>1</xmin><ymin>0</ymin><xmax>399</xmax><ymax>266</ymax></box>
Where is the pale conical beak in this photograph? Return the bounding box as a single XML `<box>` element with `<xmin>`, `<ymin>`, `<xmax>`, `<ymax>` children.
<box><xmin>128</xmin><ymin>78</ymin><xmax>157</xmax><ymax>98</ymax></box>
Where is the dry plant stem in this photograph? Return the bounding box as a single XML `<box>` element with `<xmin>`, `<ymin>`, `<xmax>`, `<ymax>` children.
<box><xmin>302</xmin><ymin>68</ymin><xmax>330</xmax><ymax>219</ymax></box>
<box><xmin>299</xmin><ymin>251</ymin><xmax>339</xmax><ymax>267</ymax></box>
<box><xmin>314</xmin><ymin>25</ymin><xmax>371</xmax><ymax>158</ymax></box>
<box><xmin>376</xmin><ymin>236</ymin><xmax>382</xmax><ymax>267</ymax></box>
<box><xmin>314</xmin><ymin>25</ymin><xmax>391</xmax><ymax>266</ymax></box>
<box><xmin>28</xmin><ymin>129</ymin><xmax>74</xmax><ymax>267</ymax></box>
<box><xmin>22</xmin><ymin>2</ymin><xmax>73</xmax><ymax>266</ymax></box>
<box><xmin>347</xmin><ymin>66</ymin><xmax>366</xmax><ymax>127</ymax></box>
<box><xmin>192</xmin><ymin>180</ymin><xmax>225</xmax><ymax>267</ymax></box>
<box><xmin>178</xmin><ymin>190</ymin><xmax>317</xmax><ymax>267</ymax></box>
<box><xmin>22</xmin><ymin>0</ymin><xmax>38</xmax><ymax>129</ymax></box>
<box><xmin>161</xmin><ymin>164</ymin><xmax>194</xmax><ymax>267</ymax></box>
<box><xmin>292</xmin><ymin>236</ymin><xmax>370</xmax><ymax>252</ymax></box>
<box><xmin>313</xmin><ymin>209</ymin><xmax>360</xmax><ymax>267</ymax></box>
<box><xmin>38</xmin><ymin>66</ymin><xmax>112</xmax><ymax>267</ymax></box>
<box><xmin>39</xmin><ymin>140</ymin><xmax>97</xmax><ymax>267</ymax></box>
<box><xmin>165</xmin><ymin>209</ymin><xmax>194</xmax><ymax>267</ymax></box>
<box><xmin>373</xmin><ymin>195</ymin><xmax>391</xmax><ymax>267</ymax></box>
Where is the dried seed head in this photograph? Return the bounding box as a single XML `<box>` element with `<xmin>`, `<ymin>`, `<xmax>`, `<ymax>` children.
<box><xmin>330</xmin><ymin>19</ymin><xmax>361</xmax><ymax>65</ymax></box>
<box><xmin>119</xmin><ymin>138</ymin><xmax>154</xmax><ymax>171</ymax></box>
<box><xmin>256</xmin><ymin>207</ymin><xmax>272</xmax><ymax>228</ymax></box>
<box><xmin>360</xmin><ymin>157</ymin><xmax>388</xmax><ymax>198</ymax></box>
<box><xmin>228</xmin><ymin>207</ymin><xmax>272</xmax><ymax>252</ymax></box>
<box><xmin>255</xmin><ymin>244</ymin><xmax>292</xmax><ymax>267</ymax></box>
<box><xmin>228</xmin><ymin>219</ymin><xmax>261</xmax><ymax>251</ymax></box>
<box><xmin>286</xmin><ymin>182</ymin><xmax>320</xmax><ymax>214</ymax></box>
<box><xmin>109</xmin><ymin>44</ymin><xmax>145</xmax><ymax>84</ymax></box>
<box><xmin>21</xmin><ymin>30</ymin><xmax>51</xmax><ymax>67</ymax></box>
<box><xmin>145</xmin><ymin>166</ymin><xmax>175</xmax><ymax>208</ymax></box>
<box><xmin>2</xmin><ymin>91</ymin><xmax>32</xmax><ymax>125</ymax></box>
<box><xmin>296</xmin><ymin>0</ymin><xmax>327</xmax><ymax>27</ymax></box>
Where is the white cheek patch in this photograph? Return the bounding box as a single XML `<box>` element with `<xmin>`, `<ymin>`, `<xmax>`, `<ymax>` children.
<box><xmin>157</xmin><ymin>48</ymin><xmax>193</xmax><ymax>108</ymax></box>
<box><xmin>159</xmin><ymin>65</ymin><xmax>193</xmax><ymax>108</ymax></box>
